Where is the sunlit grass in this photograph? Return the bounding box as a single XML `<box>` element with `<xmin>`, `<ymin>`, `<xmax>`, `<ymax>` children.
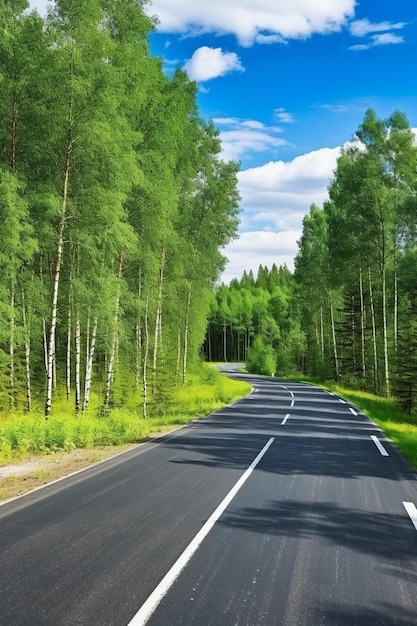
<box><xmin>0</xmin><ymin>365</ymin><xmax>251</xmax><ymax>465</ymax></box>
<box><xmin>322</xmin><ymin>384</ymin><xmax>417</xmax><ymax>469</ymax></box>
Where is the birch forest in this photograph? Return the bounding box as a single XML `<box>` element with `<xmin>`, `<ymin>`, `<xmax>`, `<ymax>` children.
<box><xmin>208</xmin><ymin>110</ymin><xmax>417</xmax><ymax>412</ymax></box>
<box><xmin>0</xmin><ymin>0</ymin><xmax>240</xmax><ymax>418</ymax></box>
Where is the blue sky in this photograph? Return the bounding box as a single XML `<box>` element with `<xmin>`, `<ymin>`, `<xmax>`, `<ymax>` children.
<box><xmin>29</xmin><ymin>1</ymin><xmax>417</xmax><ymax>282</ymax></box>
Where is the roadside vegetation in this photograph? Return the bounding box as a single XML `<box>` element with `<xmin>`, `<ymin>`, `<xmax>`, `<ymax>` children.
<box><xmin>327</xmin><ymin>384</ymin><xmax>417</xmax><ymax>470</ymax></box>
<box><xmin>0</xmin><ymin>365</ymin><xmax>251</xmax><ymax>465</ymax></box>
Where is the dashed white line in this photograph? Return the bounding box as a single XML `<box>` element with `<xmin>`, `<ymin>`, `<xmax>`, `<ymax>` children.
<box><xmin>339</xmin><ymin>399</ymin><xmax>346</xmax><ymax>404</ymax></box>
<box><xmin>290</xmin><ymin>400</ymin><xmax>295</xmax><ymax>408</ymax></box>
<box><xmin>370</xmin><ymin>435</ymin><xmax>389</xmax><ymax>456</ymax></box>
<box><xmin>403</xmin><ymin>502</ymin><xmax>417</xmax><ymax>530</ymax></box>
<box><xmin>127</xmin><ymin>438</ymin><xmax>275</xmax><ymax>625</ymax></box>
<box><xmin>349</xmin><ymin>408</ymin><xmax>358</xmax><ymax>416</ymax></box>
<box><xmin>281</xmin><ymin>414</ymin><xmax>290</xmax><ymax>425</ymax></box>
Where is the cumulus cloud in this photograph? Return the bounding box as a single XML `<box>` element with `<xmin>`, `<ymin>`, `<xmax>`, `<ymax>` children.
<box><xmin>213</xmin><ymin>117</ymin><xmax>289</xmax><ymax>162</ymax></box>
<box><xmin>222</xmin><ymin>231</ymin><xmax>299</xmax><ymax>283</ymax></box>
<box><xmin>221</xmin><ymin>146</ymin><xmax>341</xmax><ymax>281</ymax></box>
<box><xmin>147</xmin><ymin>0</ymin><xmax>356</xmax><ymax>46</ymax></box>
<box><xmin>183</xmin><ymin>47</ymin><xmax>244</xmax><ymax>81</ymax></box>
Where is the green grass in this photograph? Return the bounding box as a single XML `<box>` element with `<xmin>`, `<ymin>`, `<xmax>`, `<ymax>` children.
<box><xmin>314</xmin><ymin>382</ymin><xmax>417</xmax><ymax>470</ymax></box>
<box><xmin>0</xmin><ymin>365</ymin><xmax>251</xmax><ymax>465</ymax></box>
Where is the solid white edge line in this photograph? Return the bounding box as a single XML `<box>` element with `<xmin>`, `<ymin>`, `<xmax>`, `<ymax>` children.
<box><xmin>127</xmin><ymin>437</ymin><xmax>275</xmax><ymax>626</ymax></box>
<box><xmin>403</xmin><ymin>502</ymin><xmax>417</xmax><ymax>530</ymax></box>
<box><xmin>349</xmin><ymin>408</ymin><xmax>358</xmax><ymax>416</ymax></box>
<box><xmin>281</xmin><ymin>414</ymin><xmax>290</xmax><ymax>425</ymax></box>
<box><xmin>370</xmin><ymin>435</ymin><xmax>389</xmax><ymax>456</ymax></box>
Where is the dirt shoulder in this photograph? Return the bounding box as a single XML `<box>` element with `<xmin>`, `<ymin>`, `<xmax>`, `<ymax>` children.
<box><xmin>0</xmin><ymin>444</ymin><xmax>139</xmax><ymax>503</ymax></box>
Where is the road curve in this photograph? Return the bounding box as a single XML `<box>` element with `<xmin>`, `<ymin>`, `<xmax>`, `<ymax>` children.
<box><xmin>1</xmin><ymin>371</ymin><xmax>417</xmax><ymax>625</ymax></box>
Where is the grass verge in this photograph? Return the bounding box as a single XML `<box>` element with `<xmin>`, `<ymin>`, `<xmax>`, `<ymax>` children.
<box><xmin>316</xmin><ymin>382</ymin><xmax>417</xmax><ymax>470</ymax></box>
<box><xmin>0</xmin><ymin>365</ymin><xmax>251</xmax><ymax>466</ymax></box>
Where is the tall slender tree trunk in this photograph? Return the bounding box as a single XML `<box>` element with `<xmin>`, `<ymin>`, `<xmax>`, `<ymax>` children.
<box><xmin>320</xmin><ymin>305</ymin><xmax>325</xmax><ymax>358</ymax></box>
<box><xmin>45</xmin><ymin>132</ymin><xmax>73</xmax><ymax>417</ymax></box>
<box><xmin>66</xmin><ymin>288</ymin><xmax>72</xmax><ymax>401</ymax></box>
<box><xmin>328</xmin><ymin>290</ymin><xmax>339</xmax><ymax>381</ymax></box>
<box><xmin>21</xmin><ymin>288</ymin><xmax>32</xmax><ymax>413</ymax></box>
<box><xmin>135</xmin><ymin>269</ymin><xmax>142</xmax><ymax>390</ymax></box>
<box><xmin>359</xmin><ymin>268</ymin><xmax>366</xmax><ymax>382</ymax></box>
<box><xmin>104</xmin><ymin>253</ymin><xmax>124</xmax><ymax>408</ymax></box>
<box><xmin>182</xmin><ymin>281</ymin><xmax>192</xmax><ymax>385</ymax></box>
<box><xmin>9</xmin><ymin>284</ymin><xmax>15</xmax><ymax>410</ymax></box>
<box><xmin>75</xmin><ymin>315</ymin><xmax>81</xmax><ymax>413</ymax></box>
<box><xmin>83</xmin><ymin>316</ymin><xmax>97</xmax><ymax>411</ymax></box>
<box><xmin>368</xmin><ymin>267</ymin><xmax>378</xmax><ymax>393</ymax></box>
<box><xmin>42</xmin><ymin>318</ymin><xmax>48</xmax><ymax>375</ymax></box>
<box><xmin>152</xmin><ymin>247</ymin><xmax>165</xmax><ymax>392</ymax></box>
<box><xmin>143</xmin><ymin>295</ymin><xmax>149</xmax><ymax>419</ymax></box>
<box><xmin>382</xmin><ymin>263</ymin><xmax>390</xmax><ymax>395</ymax></box>
<box><xmin>223</xmin><ymin>319</ymin><xmax>227</xmax><ymax>362</ymax></box>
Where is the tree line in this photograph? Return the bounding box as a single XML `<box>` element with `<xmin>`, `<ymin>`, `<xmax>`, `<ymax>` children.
<box><xmin>0</xmin><ymin>0</ymin><xmax>240</xmax><ymax>417</ymax></box>
<box><xmin>208</xmin><ymin>110</ymin><xmax>417</xmax><ymax>412</ymax></box>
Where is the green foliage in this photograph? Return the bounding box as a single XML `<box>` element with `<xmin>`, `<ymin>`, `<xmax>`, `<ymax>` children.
<box><xmin>0</xmin><ymin>2</ymin><xmax>241</xmax><ymax>416</ymax></box>
<box><xmin>247</xmin><ymin>336</ymin><xmax>276</xmax><ymax>376</ymax></box>
<box><xmin>0</xmin><ymin>365</ymin><xmax>250</xmax><ymax>463</ymax></box>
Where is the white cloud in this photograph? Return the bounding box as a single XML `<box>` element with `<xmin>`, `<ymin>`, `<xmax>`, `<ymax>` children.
<box><xmin>350</xmin><ymin>32</ymin><xmax>404</xmax><ymax>51</ymax></box>
<box><xmin>275</xmin><ymin>108</ymin><xmax>295</xmax><ymax>123</ymax></box>
<box><xmin>221</xmin><ymin>146</ymin><xmax>341</xmax><ymax>281</ymax></box>
<box><xmin>350</xmin><ymin>18</ymin><xmax>406</xmax><ymax>37</ymax></box>
<box><xmin>349</xmin><ymin>18</ymin><xmax>406</xmax><ymax>51</ymax></box>
<box><xmin>183</xmin><ymin>47</ymin><xmax>244</xmax><ymax>82</ymax></box>
<box><xmin>222</xmin><ymin>231</ymin><xmax>299</xmax><ymax>283</ymax></box>
<box><xmin>371</xmin><ymin>33</ymin><xmax>404</xmax><ymax>46</ymax></box>
<box><xmin>213</xmin><ymin>117</ymin><xmax>289</xmax><ymax>162</ymax></box>
<box><xmin>147</xmin><ymin>0</ymin><xmax>356</xmax><ymax>46</ymax></box>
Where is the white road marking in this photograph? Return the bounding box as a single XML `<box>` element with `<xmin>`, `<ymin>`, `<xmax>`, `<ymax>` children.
<box><xmin>127</xmin><ymin>438</ymin><xmax>275</xmax><ymax>626</ymax></box>
<box><xmin>339</xmin><ymin>399</ymin><xmax>346</xmax><ymax>404</ymax></box>
<box><xmin>403</xmin><ymin>502</ymin><xmax>417</xmax><ymax>530</ymax></box>
<box><xmin>281</xmin><ymin>414</ymin><xmax>290</xmax><ymax>425</ymax></box>
<box><xmin>370</xmin><ymin>435</ymin><xmax>389</xmax><ymax>456</ymax></box>
<box><xmin>290</xmin><ymin>400</ymin><xmax>295</xmax><ymax>408</ymax></box>
<box><xmin>290</xmin><ymin>391</ymin><xmax>295</xmax><ymax>398</ymax></box>
<box><xmin>349</xmin><ymin>408</ymin><xmax>358</xmax><ymax>416</ymax></box>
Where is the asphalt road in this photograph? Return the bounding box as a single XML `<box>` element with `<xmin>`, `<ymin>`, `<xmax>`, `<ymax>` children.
<box><xmin>1</xmin><ymin>369</ymin><xmax>417</xmax><ymax>625</ymax></box>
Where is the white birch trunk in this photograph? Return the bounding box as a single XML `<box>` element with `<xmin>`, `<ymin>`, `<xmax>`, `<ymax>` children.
<box><xmin>83</xmin><ymin>316</ymin><xmax>97</xmax><ymax>411</ymax></box>
<box><xmin>66</xmin><ymin>290</ymin><xmax>72</xmax><ymax>402</ymax></box>
<box><xmin>329</xmin><ymin>290</ymin><xmax>339</xmax><ymax>380</ymax></box>
<box><xmin>45</xmin><ymin>134</ymin><xmax>72</xmax><ymax>417</ymax></box>
<box><xmin>9</xmin><ymin>284</ymin><xmax>15</xmax><ymax>410</ymax></box>
<box><xmin>359</xmin><ymin>268</ymin><xmax>366</xmax><ymax>381</ymax></box>
<box><xmin>75</xmin><ymin>315</ymin><xmax>81</xmax><ymax>413</ymax></box>
<box><xmin>182</xmin><ymin>282</ymin><xmax>192</xmax><ymax>385</ymax></box>
<box><xmin>368</xmin><ymin>267</ymin><xmax>378</xmax><ymax>392</ymax></box>
<box><xmin>143</xmin><ymin>295</ymin><xmax>149</xmax><ymax>419</ymax></box>
<box><xmin>22</xmin><ymin>289</ymin><xmax>32</xmax><ymax>412</ymax></box>
<box><xmin>104</xmin><ymin>253</ymin><xmax>123</xmax><ymax>408</ymax></box>
<box><xmin>152</xmin><ymin>248</ymin><xmax>165</xmax><ymax>392</ymax></box>
<box><xmin>382</xmin><ymin>263</ymin><xmax>390</xmax><ymax>395</ymax></box>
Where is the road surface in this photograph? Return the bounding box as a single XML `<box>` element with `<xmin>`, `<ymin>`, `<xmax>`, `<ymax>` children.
<box><xmin>1</xmin><ymin>369</ymin><xmax>417</xmax><ymax>625</ymax></box>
